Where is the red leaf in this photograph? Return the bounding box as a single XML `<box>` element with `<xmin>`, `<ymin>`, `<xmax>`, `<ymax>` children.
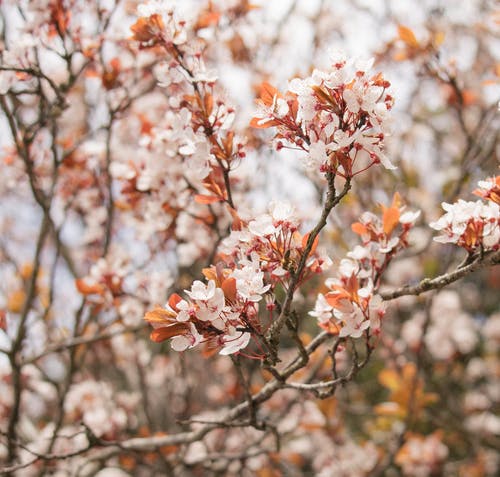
<box><xmin>168</xmin><ymin>293</ymin><xmax>183</xmax><ymax>311</ymax></box>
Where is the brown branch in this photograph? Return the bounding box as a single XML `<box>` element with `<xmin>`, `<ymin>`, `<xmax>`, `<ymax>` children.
<box><xmin>266</xmin><ymin>174</ymin><xmax>351</xmax><ymax>360</ymax></box>
<box><xmin>380</xmin><ymin>249</ymin><xmax>500</xmax><ymax>300</ymax></box>
<box><xmin>20</xmin><ymin>323</ymin><xmax>145</xmax><ymax>365</ymax></box>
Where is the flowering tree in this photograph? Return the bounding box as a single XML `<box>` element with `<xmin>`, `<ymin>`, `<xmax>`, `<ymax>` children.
<box><xmin>0</xmin><ymin>0</ymin><xmax>499</xmax><ymax>476</ymax></box>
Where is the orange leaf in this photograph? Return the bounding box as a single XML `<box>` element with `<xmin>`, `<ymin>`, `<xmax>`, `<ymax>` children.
<box><xmin>221</xmin><ymin>277</ymin><xmax>237</xmax><ymax>302</ymax></box>
<box><xmin>204</xmin><ymin>93</ymin><xmax>214</xmax><ymax>116</ymax></box>
<box><xmin>378</xmin><ymin>368</ymin><xmax>401</xmax><ymax>391</ymax></box>
<box><xmin>433</xmin><ymin>31</ymin><xmax>445</xmax><ymax>48</ymax></box>
<box><xmin>398</xmin><ymin>25</ymin><xmax>419</xmax><ymax>48</ymax></box>
<box><xmin>382</xmin><ymin>194</ymin><xmax>401</xmax><ymax>236</ymax></box>
<box><xmin>249</xmin><ymin>116</ymin><xmax>281</xmax><ymax>129</ymax></box>
<box><xmin>150</xmin><ymin>323</ymin><xmax>190</xmax><ymax>343</ymax></box>
<box><xmin>75</xmin><ymin>279</ymin><xmax>106</xmax><ymax>296</ymax></box>
<box><xmin>167</xmin><ymin>293</ymin><xmax>183</xmax><ymax>311</ymax></box>
<box><xmin>351</xmin><ymin>222</ymin><xmax>368</xmax><ymax>236</ymax></box>
<box><xmin>144</xmin><ymin>306</ymin><xmax>177</xmax><ymax>324</ymax></box>
<box><xmin>196</xmin><ymin>11</ymin><xmax>221</xmax><ymax>30</ymax></box>
<box><xmin>202</xmin><ymin>267</ymin><xmax>217</xmax><ymax>282</ymax></box>
<box><xmin>130</xmin><ymin>14</ymin><xmax>164</xmax><ymax>43</ymax></box>
<box><xmin>325</xmin><ymin>291</ymin><xmax>352</xmax><ymax>309</ymax></box>
<box><xmin>194</xmin><ymin>194</ymin><xmax>222</xmax><ymax>204</ymax></box>
<box><xmin>318</xmin><ymin>320</ymin><xmax>340</xmax><ymax>335</ymax></box>
<box><xmin>301</xmin><ymin>232</ymin><xmax>319</xmax><ymax>255</ymax></box>
<box><xmin>382</xmin><ymin>206</ymin><xmax>400</xmax><ymax>236</ymax></box>
<box><xmin>461</xmin><ymin>90</ymin><xmax>477</xmax><ymax>106</ymax></box>
<box><xmin>228</xmin><ymin>207</ymin><xmax>244</xmax><ymax>231</ymax></box>
<box><xmin>257</xmin><ymin>81</ymin><xmax>279</xmax><ymax>107</ymax></box>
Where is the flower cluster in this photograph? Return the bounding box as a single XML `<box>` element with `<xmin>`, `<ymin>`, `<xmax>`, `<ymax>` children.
<box><xmin>108</xmin><ymin>5</ymin><xmax>247</xmax><ymax>263</ymax></box>
<box><xmin>310</xmin><ymin>194</ymin><xmax>420</xmax><ymax>337</ymax></box>
<box><xmin>473</xmin><ymin>175</ymin><xmax>500</xmax><ymax>205</ymax></box>
<box><xmin>395</xmin><ymin>432</ymin><xmax>449</xmax><ymax>477</ymax></box>
<box><xmin>75</xmin><ymin>247</ymin><xmax>174</xmax><ymax>326</ymax></box>
<box><xmin>64</xmin><ymin>380</ymin><xmax>137</xmax><ymax>438</ymax></box>
<box><xmin>430</xmin><ymin>180</ymin><xmax>500</xmax><ymax>252</ymax></box>
<box><xmin>251</xmin><ymin>52</ymin><xmax>395</xmax><ymax>177</ymax></box>
<box><xmin>402</xmin><ymin>291</ymin><xmax>478</xmax><ymax>360</ymax></box>
<box><xmin>144</xmin><ymin>201</ymin><xmax>331</xmax><ymax>354</ymax></box>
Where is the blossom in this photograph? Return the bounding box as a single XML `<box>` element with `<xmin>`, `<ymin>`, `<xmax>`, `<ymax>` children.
<box><xmin>336</xmin><ymin>305</ymin><xmax>370</xmax><ymax>338</ymax></box>
<box><xmin>473</xmin><ymin>175</ymin><xmax>500</xmax><ymax>205</ymax></box>
<box><xmin>232</xmin><ymin>262</ymin><xmax>270</xmax><ymax>302</ymax></box>
<box><xmin>248</xmin><ymin>214</ymin><xmax>275</xmax><ymax>237</ymax></box>
<box><xmin>309</xmin><ymin>293</ymin><xmax>334</xmax><ymax>324</ymax></box>
<box><xmin>186</xmin><ymin>280</ymin><xmax>217</xmax><ymax>301</ymax></box>
<box><xmin>395</xmin><ymin>432</ymin><xmax>448</xmax><ymax>477</ymax></box>
<box><xmin>429</xmin><ymin>199</ymin><xmax>499</xmax><ymax>251</ymax></box>
<box><xmin>219</xmin><ymin>331</ymin><xmax>251</xmax><ymax>355</ymax></box>
<box><xmin>170</xmin><ymin>323</ymin><xmax>203</xmax><ymax>351</ymax></box>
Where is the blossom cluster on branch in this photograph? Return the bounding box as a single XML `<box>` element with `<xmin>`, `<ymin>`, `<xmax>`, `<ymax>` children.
<box><xmin>0</xmin><ymin>0</ymin><xmax>499</xmax><ymax>476</ymax></box>
<box><xmin>251</xmin><ymin>53</ymin><xmax>396</xmax><ymax>175</ymax></box>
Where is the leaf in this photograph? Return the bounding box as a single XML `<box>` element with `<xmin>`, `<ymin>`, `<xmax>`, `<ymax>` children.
<box><xmin>204</xmin><ymin>93</ymin><xmax>214</xmax><ymax>116</ymax></box>
<box><xmin>130</xmin><ymin>14</ymin><xmax>165</xmax><ymax>43</ymax></box>
<box><xmin>249</xmin><ymin>116</ymin><xmax>281</xmax><ymax>129</ymax></box>
<box><xmin>144</xmin><ymin>306</ymin><xmax>177</xmax><ymax>324</ymax></box>
<box><xmin>351</xmin><ymin>222</ymin><xmax>368</xmax><ymax>236</ymax></box>
<box><xmin>221</xmin><ymin>277</ymin><xmax>237</xmax><ymax>302</ymax></box>
<box><xmin>202</xmin><ymin>267</ymin><xmax>218</xmax><ymax>282</ymax></box>
<box><xmin>7</xmin><ymin>288</ymin><xmax>26</xmax><ymax>313</ymax></box>
<box><xmin>194</xmin><ymin>194</ymin><xmax>222</xmax><ymax>204</ymax></box>
<box><xmin>433</xmin><ymin>31</ymin><xmax>445</xmax><ymax>48</ymax></box>
<box><xmin>382</xmin><ymin>206</ymin><xmax>400</xmax><ymax>236</ymax></box>
<box><xmin>150</xmin><ymin>323</ymin><xmax>190</xmax><ymax>343</ymax></box>
<box><xmin>257</xmin><ymin>81</ymin><xmax>279</xmax><ymax>107</ymax></box>
<box><xmin>378</xmin><ymin>368</ymin><xmax>401</xmax><ymax>391</ymax></box>
<box><xmin>194</xmin><ymin>10</ymin><xmax>221</xmax><ymax>31</ymax></box>
<box><xmin>168</xmin><ymin>293</ymin><xmax>184</xmax><ymax>311</ymax></box>
<box><xmin>398</xmin><ymin>25</ymin><xmax>420</xmax><ymax>48</ymax></box>
<box><xmin>228</xmin><ymin>207</ymin><xmax>244</xmax><ymax>231</ymax></box>
<box><xmin>318</xmin><ymin>319</ymin><xmax>340</xmax><ymax>335</ymax></box>
<box><xmin>382</xmin><ymin>192</ymin><xmax>402</xmax><ymax>236</ymax></box>
<box><xmin>75</xmin><ymin>279</ymin><xmax>106</xmax><ymax>296</ymax></box>
<box><xmin>301</xmin><ymin>232</ymin><xmax>319</xmax><ymax>255</ymax></box>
